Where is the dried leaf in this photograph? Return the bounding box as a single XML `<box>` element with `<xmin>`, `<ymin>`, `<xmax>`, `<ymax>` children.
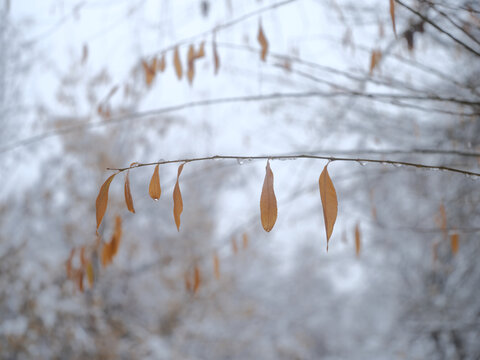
<box><xmin>390</xmin><ymin>0</ymin><xmax>397</xmax><ymax>37</ymax></box>
<box><xmin>110</xmin><ymin>215</ymin><xmax>122</xmax><ymax>257</ymax></box>
<box><xmin>195</xmin><ymin>41</ymin><xmax>205</xmax><ymax>59</ymax></box>
<box><xmin>80</xmin><ymin>246</ymin><xmax>87</xmax><ymax>267</ymax></box>
<box><xmin>260</xmin><ymin>160</ymin><xmax>277</xmax><ymax>232</ymax></box>
<box><xmin>77</xmin><ymin>270</ymin><xmax>84</xmax><ymax>292</ymax></box>
<box><xmin>173</xmin><ymin>163</ymin><xmax>185</xmax><ymax>231</ymax></box>
<box><xmin>213</xmin><ymin>253</ymin><xmax>220</xmax><ymax>280</ymax></box>
<box><xmin>142</xmin><ymin>59</ymin><xmax>156</xmax><ymax>86</ymax></box>
<box><xmin>319</xmin><ymin>164</ymin><xmax>338</xmax><ymax>249</ymax></box>
<box><xmin>149</xmin><ymin>164</ymin><xmax>161</xmax><ymax>200</ymax></box>
<box><xmin>96</xmin><ymin>174</ymin><xmax>116</xmax><ymax>230</ymax></box>
<box><xmin>232</xmin><ymin>237</ymin><xmax>238</xmax><ymax>254</ymax></box>
<box><xmin>173</xmin><ymin>46</ymin><xmax>183</xmax><ymax>80</ymax></box>
<box><xmin>355</xmin><ymin>223</ymin><xmax>361</xmax><ymax>257</ymax></box>
<box><xmin>213</xmin><ymin>36</ymin><xmax>220</xmax><ymax>75</ymax></box>
<box><xmin>101</xmin><ymin>242</ymin><xmax>111</xmax><ymax>267</ymax></box>
<box><xmin>124</xmin><ymin>170</ymin><xmax>135</xmax><ymax>213</ymax></box>
<box><xmin>158</xmin><ymin>54</ymin><xmax>166</xmax><ymax>72</ymax></box>
<box><xmin>257</xmin><ymin>22</ymin><xmax>269</xmax><ymax>61</ymax></box>
<box><xmin>86</xmin><ymin>262</ymin><xmax>94</xmax><ymax>287</ymax></box>
<box><xmin>242</xmin><ymin>233</ymin><xmax>249</xmax><ymax>249</ymax></box>
<box><xmin>369</xmin><ymin>50</ymin><xmax>382</xmax><ymax>75</ymax></box>
<box><xmin>187</xmin><ymin>44</ymin><xmax>195</xmax><ymax>85</ymax></box>
<box><xmin>193</xmin><ymin>266</ymin><xmax>201</xmax><ymax>294</ymax></box>
<box><xmin>451</xmin><ymin>233</ymin><xmax>459</xmax><ymax>255</ymax></box>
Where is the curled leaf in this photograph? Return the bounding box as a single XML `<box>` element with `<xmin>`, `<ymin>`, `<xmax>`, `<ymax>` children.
<box><xmin>149</xmin><ymin>164</ymin><xmax>161</xmax><ymax>200</ymax></box>
<box><xmin>257</xmin><ymin>22</ymin><xmax>269</xmax><ymax>61</ymax></box>
<box><xmin>96</xmin><ymin>174</ymin><xmax>116</xmax><ymax>230</ymax></box>
<box><xmin>173</xmin><ymin>46</ymin><xmax>183</xmax><ymax>80</ymax></box>
<box><xmin>319</xmin><ymin>164</ymin><xmax>338</xmax><ymax>249</ymax></box>
<box><xmin>260</xmin><ymin>160</ymin><xmax>277</xmax><ymax>232</ymax></box>
<box><xmin>173</xmin><ymin>163</ymin><xmax>185</xmax><ymax>231</ymax></box>
<box><xmin>124</xmin><ymin>170</ymin><xmax>135</xmax><ymax>213</ymax></box>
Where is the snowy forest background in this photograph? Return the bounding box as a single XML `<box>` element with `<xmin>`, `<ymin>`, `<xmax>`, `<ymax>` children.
<box><xmin>1</xmin><ymin>0</ymin><xmax>480</xmax><ymax>359</ymax></box>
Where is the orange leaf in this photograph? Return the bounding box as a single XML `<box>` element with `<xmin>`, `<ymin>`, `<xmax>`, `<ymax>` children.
<box><xmin>173</xmin><ymin>46</ymin><xmax>183</xmax><ymax>80</ymax></box>
<box><xmin>389</xmin><ymin>0</ymin><xmax>396</xmax><ymax>37</ymax></box>
<box><xmin>173</xmin><ymin>163</ymin><xmax>185</xmax><ymax>231</ymax></box>
<box><xmin>213</xmin><ymin>253</ymin><xmax>220</xmax><ymax>280</ymax></box>
<box><xmin>450</xmin><ymin>233</ymin><xmax>459</xmax><ymax>255</ymax></box>
<box><xmin>369</xmin><ymin>50</ymin><xmax>382</xmax><ymax>75</ymax></box>
<box><xmin>124</xmin><ymin>170</ymin><xmax>135</xmax><ymax>213</ymax></box>
<box><xmin>260</xmin><ymin>160</ymin><xmax>277</xmax><ymax>232</ymax></box>
<box><xmin>257</xmin><ymin>22</ymin><xmax>269</xmax><ymax>61</ymax></box>
<box><xmin>95</xmin><ymin>174</ymin><xmax>116</xmax><ymax>230</ymax></box>
<box><xmin>319</xmin><ymin>164</ymin><xmax>338</xmax><ymax>249</ymax></box>
<box><xmin>193</xmin><ymin>266</ymin><xmax>201</xmax><ymax>294</ymax></box>
<box><xmin>355</xmin><ymin>224</ymin><xmax>361</xmax><ymax>257</ymax></box>
<box><xmin>110</xmin><ymin>215</ymin><xmax>122</xmax><ymax>258</ymax></box>
<box><xmin>101</xmin><ymin>242</ymin><xmax>111</xmax><ymax>267</ymax></box>
<box><xmin>242</xmin><ymin>233</ymin><xmax>249</xmax><ymax>249</ymax></box>
<box><xmin>149</xmin><ymin>164</ymin><xmax>161</xmax><ymax>200</ymax></box>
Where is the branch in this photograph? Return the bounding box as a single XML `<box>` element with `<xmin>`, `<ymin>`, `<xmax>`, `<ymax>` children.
<box><xmin>106</xmin><ymin>154</ymin><xmax>480</xmax><ymax>178</ymax></box>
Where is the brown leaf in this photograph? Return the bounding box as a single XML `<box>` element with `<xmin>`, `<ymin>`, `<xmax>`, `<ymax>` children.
<box><xmin>86</xmin><ymin>262</ymin><xmax>94</xmax><ymax>287</ymax></box>
<box><xmin>213</xmin><ymin>36</ymin><xmax>220</xmax><ymax>75</ymax></box>
<box><xmin>149</xmin><ymin>164</ymin><xmax>161</xmax><ymax>200</ymax></box>
<box><xmin>355</xmin><ymin>223</ymin><xmax>361</xmax><ymax>257</ymax></box>
<box><xmin>124</xmin><ymin>170</ymin><xmax>135</xmax><ymax>213</ymax></box>
<box><xmin>242</xmin><ymin>233</ymin><xmax>249</xmax><ymax>249</ymax></box>
<box><xmin>257</xmin><ymin>22</ymin><xmax>269</xmax><ymax>61</ymax></box>
<box><xmin>142</xmin><ymin>59</ymin><xmax>156</xmax><ymax>86</ymax></box>
<box><xmin>187</xmin><ymin>44</ymin><xmax>195</xmax><ymax>85</ymax></box>
<box><xmin>173</xmin><ymin>163</ymin><xmax>185</xmax><ymax>231</ymax></box>
<box><xmin>195</xmin><ymin>41</ymin><xmax>205</xmax><ymax>59</ymax></box>
<box><xmin>319</xmin><ymin>164</ymin><xmax>338</xmax><ymax>249</ymax></box>
<box><xmin>390</xmin><ymin>0</ymin><xmax>397</xmax><ymax>37</ymax></box>
<box><xmin>173</xmin><ymin>46</ymin><xmax>183</xmax><ymax>80</ymax></box>
<box><xmin>451</xmin><ymin>233</ymin><xmax>459</xmax><ymax>255</ymax></box>
<box><xmin>369</xmin><ymin>50</ymin><xmax>382</xmax><ymax>75</ymax></box>
<box><xmin>110</xmin><ymin>215</ymin><xmax>122</xmax><ymax>257</ymax></box>
<box><xmin>77</xmin><ymin>270</ymin><xmax>84</xmax><ymax>292</ymax></box>
<box><xmin>260</xmin><ymin>160</ymin><xmax>277</xmax><ymax>232</ymax></box>
<box><xmin>193</xmin><ymin>266</ymin><xmax>201</xmax><ymax>294</ymax></box>
<box><xmin>101</xmin><ymin>241</ymin><xmax>111</xmax><ymax>267</ymax></box>
<box><xmin>158</xmin><ymin>54</ymin><xmax>166</xmax><ymax>72</ymax></box>
<box><xmin>96</xmin><ymin>174</ymin><xmax>116</xmax><ymax>230</ymax></box>
<box><xmin>213</xmin><ymin>253</ymin><xmax>220</xmax><ymax>280</ymax></box>
<box><xmin>232</xmin><ymin>236</ymin><xmax>238</xmax><ymax>254</ymax></box>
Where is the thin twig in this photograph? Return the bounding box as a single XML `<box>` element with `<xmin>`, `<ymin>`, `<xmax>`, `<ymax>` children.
<box><xmin>106</xmin><ymin>154</ymin><xmax>480</xmax><ymax>177</ymax></box>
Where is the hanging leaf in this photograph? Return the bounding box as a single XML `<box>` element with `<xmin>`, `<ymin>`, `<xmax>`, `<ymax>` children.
<box><xmin>390</xmin><ymin>0</ymin><xmax>397</xmax><ymax>37</ymax></box>
<box><xmin>257</xmin><ymin>22</ymin><xmax>269</xmax><ymax>61</ymax></box>
<box><xmin>101</xmin><ymin>241</ymin><xmax>111</xmax><ymax>267</ymax></box>
<box><xmin>193</xmin><ymin>266</ymin><xmax>201</xmax><ymax>294</ymax></box>
<box><xmin>242</xmin><ymin>233</ymin><xmax>249</xmax><ymax>249</ymax></box>
<box><xmin>451</xmin><ymin>233</ymin><xmax>459</xmax><ymax>255</ymax></box>
<box><xmin>173</xmin><ymin>46</ymin><xmax>183</xmax><ymax>80</ymax></box>
<box><xmin>142</xmin><ymin>59</ymin><xmax>156</xmax><ymax>86</ymax></box>
<box><xmin>213</xmin><ymin>35</ymin><xmax>220</xmax><ymax>75</ymax></box>
<box><xmin>173</xmin><ymin>163</ymin><xmax>185</xmax><ymax>231</ymax></box>
<box><xmin>149</xmin><ymin>164</ymin><xmax>161</xmax><ymax>200</ymax></box>
<box><xmin>77</xmin><ymin>271</ymin><xmax>84</xmax><ymax>292</ymax></box>
<box><xmin>124</xmin><ymin>170</ymin><xmax>135</xmax><ymax>213</ymax></box>
<box><xmin>355</xmin><ymin>223</ymin><xmax>361</xmax><ymax>257</ymax></box>
<box><xmin>187</xmin><ymin>44</ymin><xmax>195</xmax><ymax>85</ymax></box>
<box><xmin>319</xmin><ymin>164</ymin><xmax>338</xmax><ymax>249</ymax></box>
<box><xmin>158</xmin><ymin>54</ymin><xmax>166</xmax><ymax>72</ymax></box>
<box><xmin>213</xmin><ymin>253</ymin><xmax>220</xmax><ymax>280</ymax></box>
<box><xmin>86</xmin><ymin>262</ymin><xmax>94</xmax><ymax>287</ymax></box>
<box><xmin>195</xmin><ymin>41</ymin><xmax>205</xmax><ymax>59</ymax></box>
<box><xmin>369</xmin><ymin>50</ymin><xmax>382</xmax><ymax>75</ymax></box>
<box><xmin>110</xmin><ymin>215</ymin><xmax>123</xmax><ymax>258</ymax></box>
<box><xmin>96</xmin><ymin>174</ymin><xmax>116</xmax><ymax>230</ymax></box>
<box><xmin>260</xmin><ymin>160</ymin><xmax>277</xmax><ymax>232</ymax></box>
